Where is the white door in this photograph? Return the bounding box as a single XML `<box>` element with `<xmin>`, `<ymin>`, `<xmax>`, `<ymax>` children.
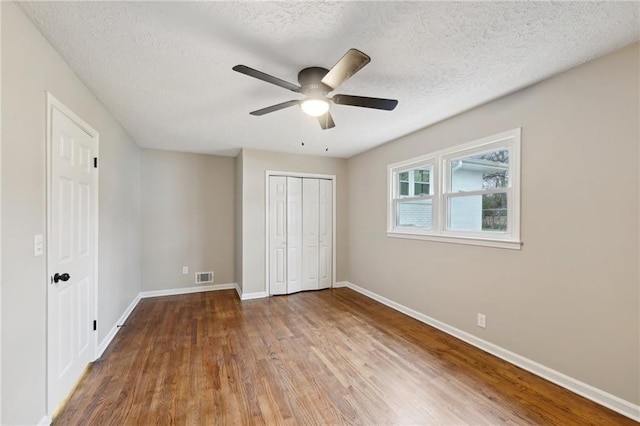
<box><xmin>48</xmin><ymin>105</ymin><xmax>97</xmax><ymax>414</ymax></box>
<box><xmin>318</xmin><ymin>179</ymin><xmax>333</xmax><ymax>289</ymax></box>
<box><xmin>286</xmin><ymin>177</ymin><xmax>303</xmax><ymax>294</ymax></box>
<box><xmin>269</xmin><ymin>176</ymin><xmax>287</xmax><ymax>295</ymax></box>
<box><xmin>302</xmin><ymin>178</ymin><xmax>320</xmax><ymax>291</ymax></box>
<box><xmin>268</xmin><ymin>175</ymin><xmax>334</xmax><ymax>295</ymax></box>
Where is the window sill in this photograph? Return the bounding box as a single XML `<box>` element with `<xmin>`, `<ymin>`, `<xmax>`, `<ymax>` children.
<box><xmin>386</xmin><ymin>230</ymin><xmax>522</xmax><ymax>250</ymax></box>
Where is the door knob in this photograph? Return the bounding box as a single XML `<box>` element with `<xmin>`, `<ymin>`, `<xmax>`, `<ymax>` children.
<box><xmin>53</xmin><ymin>273</ymin><xmax>71</xmax><ymax>283</ymax></box>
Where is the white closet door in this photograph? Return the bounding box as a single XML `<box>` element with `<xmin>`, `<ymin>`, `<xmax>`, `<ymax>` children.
<box><xmin>318</xmin><ymin>179</ymin><xmax>333</xmax><ymax>289</ymax></box>
<box><xmin>286</xmin><ymin>177</ymin><xmax>303</xmax><ymax>294</ymax></box>
<box><xmin>302</xmin><ymin>178</ymin><xmax>320</xmax><ymax>291</ymax></box>
<box><xmin>269</xmin><ymin>176</ymin><xmax>287</xmax><ymax>295</ymax></box>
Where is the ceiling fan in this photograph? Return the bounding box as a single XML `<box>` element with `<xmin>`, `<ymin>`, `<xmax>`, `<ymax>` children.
<box><xmin>232</xmin><ymin>49</ymin><xmax>398</xmax><ymax>130</ymax></box>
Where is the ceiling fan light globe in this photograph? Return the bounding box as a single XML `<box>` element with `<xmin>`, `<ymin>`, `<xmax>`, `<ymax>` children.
<box><xmin>301</xmin><ymin>99</ymin><xmax>330</xmax><ymax>117</ymax></box>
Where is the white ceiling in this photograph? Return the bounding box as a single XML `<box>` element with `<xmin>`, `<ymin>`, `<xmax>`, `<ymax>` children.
<box><xmin>20</xmin><ymin>1</ymin><xmax>640</xmax><ymax>158</ymax></box>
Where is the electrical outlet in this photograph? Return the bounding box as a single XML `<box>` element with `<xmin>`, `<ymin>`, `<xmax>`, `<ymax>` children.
<box><xmin>182</xmin><ymin>266</ymin><xmax>188</xmax><ymax>275</ymax></box>
<box><xmin>477</xmin><ymin>313</ymin><xmax>486</xmax><ymax>328</ymax></box>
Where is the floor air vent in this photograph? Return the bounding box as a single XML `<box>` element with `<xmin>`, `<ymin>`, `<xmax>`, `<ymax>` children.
<box><xmin>195</xmin><ymin>271</ymin><xmax>214</xmax><ymax>284</ymax></box>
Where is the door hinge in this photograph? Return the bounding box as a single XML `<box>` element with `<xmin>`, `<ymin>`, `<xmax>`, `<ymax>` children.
<box><xmin>93</xmin><ymin>320</ymin><xmax>97</xmax><ymax>331</ymax></box>
<box><xmin>94</xmin><ymin>157</ymin><xmax>98</xmax><ymax>168</ymax></box>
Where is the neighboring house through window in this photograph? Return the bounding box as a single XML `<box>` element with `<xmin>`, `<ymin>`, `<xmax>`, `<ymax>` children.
<box><xmin>388</xmin><ymin>128</ymin><xmax>521</xmax><ymax>249</ymax></box>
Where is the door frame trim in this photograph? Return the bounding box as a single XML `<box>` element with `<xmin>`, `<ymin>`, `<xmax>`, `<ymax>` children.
<box><xmin>45</xmin><ymin>92</ymin><xmax>100</xmax><ymax>416</ymax></box>
<box><xmin>265</xmin><ymin>171</ymin><xmax>337</xmax><ymax>296</ymax></box>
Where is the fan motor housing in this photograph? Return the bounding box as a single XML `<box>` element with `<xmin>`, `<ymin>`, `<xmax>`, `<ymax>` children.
<box><xmin>298</xmin><ymin>67</ymin><xmax>331</xmax><ymax>96</ymax></box>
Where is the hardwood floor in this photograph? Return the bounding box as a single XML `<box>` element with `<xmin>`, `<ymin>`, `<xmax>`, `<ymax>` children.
<box><xmin>54</xmin><ymin>288</ymin><xmax>635</xmax><ymax>425</ymax></box>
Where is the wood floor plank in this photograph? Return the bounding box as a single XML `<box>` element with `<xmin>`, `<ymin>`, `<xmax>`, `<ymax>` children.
<box><xmin>53</xmin><ymin>288</ymin><xmax>636</xmax><ymax>425</ymax></box>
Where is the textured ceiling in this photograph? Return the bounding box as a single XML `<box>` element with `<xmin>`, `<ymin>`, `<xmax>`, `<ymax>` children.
<box><xmin>20</xmin><ymin>1</ymin><xmax>640</xmax><ymax>158</ymax></box>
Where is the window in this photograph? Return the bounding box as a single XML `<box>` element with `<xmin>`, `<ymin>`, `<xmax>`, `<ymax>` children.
<box><xmin>446</xmin><ymin>149</ymin><xmax>509</xmax><ymax>232</ymax></box>
<box><xmin>395</xmin><ymin>165</ymin><xmax>434</xmax><ymax>229</ymax></box>
<box><xmin>388</xmin><ymin>128</ymin><xmax>521</xmax><ymax>249</ymax></box>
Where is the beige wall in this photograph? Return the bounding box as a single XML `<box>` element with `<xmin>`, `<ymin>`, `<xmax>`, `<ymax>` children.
<box><xmin>1</xmin><ymin>3</ymin><xmax>142</xmax><ymax>424</ymax></box>
<box><xmin>141</xmin><ymin>149</ymin><xmax>235</xmax><ymax>290</ymax></box>
<box><xmin>347</xmin><ymin>44</ymin><xmax>640</xmax><ymax>404</ymax></box>
<box><xmin>241</xmin><ymin>149</ymin><xmax>348</xmax><ymax>295</ymax></box>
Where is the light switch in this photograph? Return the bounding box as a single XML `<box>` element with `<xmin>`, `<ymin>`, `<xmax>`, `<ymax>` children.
<box><xmin>34</xmin><ymin>234</ymin><xmax>44</xmax><ymax>257</ymax></box>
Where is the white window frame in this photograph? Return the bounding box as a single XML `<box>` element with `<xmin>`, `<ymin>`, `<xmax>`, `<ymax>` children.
<box><xmin>387</xmin><ymin>128</ymin><xmax>522</xmax><ymax>250</ymax></box>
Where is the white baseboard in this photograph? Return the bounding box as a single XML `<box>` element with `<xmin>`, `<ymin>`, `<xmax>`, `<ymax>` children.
<box><xmin>234</xmin><ymin>283</ymin><xmax>242</xmax><ymax>299</ymax></box>
<box><xmin>38</xmin><ymin>415</ymin><xmax>52</xmax><ymax>426</ymax></box>
<box><xmin>333</xmin><ymin>281</ymin><xmax>349</xmax><ymax>288</ymax></box>
<box><xmin>233</xmin><ymin>282</ymin><xmax>268</xmax><ymax>300</ymax></box>
<box><xmin>339</xmin><ymin>281</ymin><xmax>640</xmax><ymax>422</ymax></box>
<box><xmin>96</xmin><ymin>293</ymin><xmax>141</xmax><ymax>359</ymax></box>
<box><xmin>139</xmin><ymin>282</ymin><xmax>237</xmax><ymax>299</ymax></box>
<box><xmin>240</xmin><ymin>290</ymin><xmax>268</xmax><ymax>300</ymax></box>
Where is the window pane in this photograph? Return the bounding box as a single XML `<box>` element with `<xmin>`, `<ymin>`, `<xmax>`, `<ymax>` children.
<box><xmin>400</xmin><ymin>182</ymin><xmax>409</xmax><ymax>196</ymax></box>
<box><xmin>482</xmin><ymin>193</ymin><xmax>508</xmax><ymax>231</ymax></box>
<box><xmin>413</xmin><ymin>169</ymin><xmax>429</xmax><ymax>183</ymax></box>
<box><xmin>397</xmin><ymin>199</ymin><xmax>432</xmax><ymax>229</ymax></box>
<box><xmin>448</xmin><ymin>193</ymin><xmax>507</xmax><ymax>232</ymax></box>
<box><xmin>414</xmin><ymin>183</ymin><xmax>429</xmax><ymax>196</ymax></box>
<box><xmin>397</xmin><ymin>166</ymin><xmax>432</xmax><ymax>197</ymax></box>
<box><xmin>451</xmin><ymin>149</ymin><xmax>509</xmax><ymax>192</ymax></box>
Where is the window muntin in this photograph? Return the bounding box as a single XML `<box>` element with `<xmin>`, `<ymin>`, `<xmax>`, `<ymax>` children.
<box><xmin>387</xmin><ymin>129</ymin><xmax>521</xmax><ymax>249</ymax></box>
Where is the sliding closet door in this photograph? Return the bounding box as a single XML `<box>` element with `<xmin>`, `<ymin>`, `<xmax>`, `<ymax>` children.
<box><xmin>269</xmin><ymin>176</ymin><xmax>287</xmax><ymax>295</ymax></box>
<box><xmin>302</xmin><ymin>178</ymin><xmax>320</xmax><ymax>291</ymax></box>
<box><xmin>318</xmin><ymin>179</ymin><xmax>333</xmax><ymax>289</ymax></box>
<box><xmin>286</xmin><ymin>177</ymin><xmax>303</xmax><ymax>294</ymax></box>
